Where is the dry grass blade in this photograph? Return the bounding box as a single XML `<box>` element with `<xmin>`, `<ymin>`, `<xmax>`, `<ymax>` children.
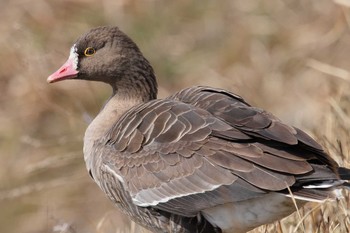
<box><xmin>284</xmin><ymin>184</ymin><xmax>305</xmax><ymax>233</ymax></box>
<box><xmin>306</xmin><ymin>59</ymin><xmax>350</xmax><ymax>81</ymax></box>
<box><xmin>0</xmin><ymin>175</ymin><xmax>84</xmax><ymax>201</ymax></box>
<box><xmin>334</xmin><ymin>0</ymin><xmax>350</xmax><ymax>7</ymax></box>
<box><xmin>294</xmin><ymin>202</ymin><xmax>323</xmax><ymax>233</ymax></box>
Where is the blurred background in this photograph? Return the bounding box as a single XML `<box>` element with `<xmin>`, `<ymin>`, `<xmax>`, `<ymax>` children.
<box><xmin>1</xmin><ymin>0</ymin><xmax>350</xmax><ymax>232</ymax></box>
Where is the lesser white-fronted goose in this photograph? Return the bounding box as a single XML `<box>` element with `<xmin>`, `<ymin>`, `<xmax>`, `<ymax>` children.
<box><xmin>47</xmin><ymin>26</ymin><xmax>350</xmax><ymax>233</ymax></box>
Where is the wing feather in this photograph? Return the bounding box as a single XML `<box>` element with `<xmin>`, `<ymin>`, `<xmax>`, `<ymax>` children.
<box><xmin>97</xmin><ymin>86</ymin><xmax>339</xmax><ymax>215</ymax></box>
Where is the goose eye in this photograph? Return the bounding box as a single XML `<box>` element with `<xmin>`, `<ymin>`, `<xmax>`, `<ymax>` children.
<box><xmin>84</xmin><ymin>47</ymin><xmax>95</xmax><ymax>56</ymax></box>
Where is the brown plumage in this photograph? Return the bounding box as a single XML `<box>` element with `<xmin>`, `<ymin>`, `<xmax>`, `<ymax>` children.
<box><xmin>48</xmin><ymin>26</ymin><xmax>350</xmax><ymax>233</ymax></box>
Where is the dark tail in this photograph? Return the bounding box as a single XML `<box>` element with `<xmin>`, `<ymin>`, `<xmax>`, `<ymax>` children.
<box><xmin>338</xmin><ymin>167</ymin><xmax>350</xmax><ymax>180</ymax></box>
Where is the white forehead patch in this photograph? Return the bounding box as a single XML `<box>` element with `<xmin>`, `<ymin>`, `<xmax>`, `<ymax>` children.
<box><xmin>68</xmin><ymin>44</ymin><xmax>79</xmax><ymax>70</ymax></box>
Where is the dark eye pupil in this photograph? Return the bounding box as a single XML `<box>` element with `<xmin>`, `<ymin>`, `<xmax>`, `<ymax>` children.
<box><xmin>85</xmin><ymin>47</ymin><xmax>95</xmax><ymax>56</ymax></box>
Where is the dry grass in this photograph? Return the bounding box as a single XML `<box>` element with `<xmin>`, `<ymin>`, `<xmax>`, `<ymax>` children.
<box><xmin>1</xmin><ymin>0</ymin><xmax>350</xmax><ymax>232</ymax></box>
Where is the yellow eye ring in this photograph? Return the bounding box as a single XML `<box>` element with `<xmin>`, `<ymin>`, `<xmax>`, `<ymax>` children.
<box><xmin>84</xmin><ymin>47</ymin><xmax>95</xmax><ymax>56</ymax></box>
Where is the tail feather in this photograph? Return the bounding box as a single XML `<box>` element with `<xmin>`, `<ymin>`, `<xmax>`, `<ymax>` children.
<box><xmin>338</xmin><ymin>167</ymin><xmax>350</xmax><ymax>180</ymax></box>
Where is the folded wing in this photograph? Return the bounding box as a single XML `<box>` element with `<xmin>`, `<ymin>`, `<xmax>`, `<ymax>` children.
<box><xmin>96</xmin><ymin>87</ymin><xmax>340</xmax><ymax>217</ymax></box>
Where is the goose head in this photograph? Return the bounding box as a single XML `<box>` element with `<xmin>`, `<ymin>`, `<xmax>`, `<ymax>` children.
<box><xmin>47</xmin><ymin>26</ymin><xmax>157</xmax><ymax>100</ymax></box>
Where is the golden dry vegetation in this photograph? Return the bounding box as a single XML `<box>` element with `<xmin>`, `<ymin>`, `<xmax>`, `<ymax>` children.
<box><xmin>1</xmin><ymin>0</ymin><xmax>350</xmax><ymax>232</ymax></box>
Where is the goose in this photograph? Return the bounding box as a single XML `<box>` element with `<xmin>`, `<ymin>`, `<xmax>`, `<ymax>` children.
<box><xmin>47</xmin><ymin>26</ymin><xmax>350</xmax><ymax>233</ymax></box>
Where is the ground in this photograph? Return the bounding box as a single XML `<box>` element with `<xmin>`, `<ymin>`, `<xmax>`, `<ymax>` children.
<box><xmin>0</xmin><ymin>1</ymin><xmax>350</xmax><ymax>232</ymax></box>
